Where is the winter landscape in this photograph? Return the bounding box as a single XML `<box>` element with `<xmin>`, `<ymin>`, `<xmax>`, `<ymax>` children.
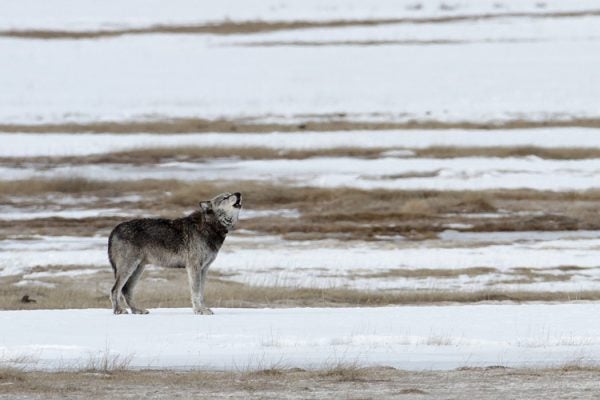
<box><xmin>2</xmin><ymin>0</ymin><xmax>600</xmax><ymax>398</ymax></box>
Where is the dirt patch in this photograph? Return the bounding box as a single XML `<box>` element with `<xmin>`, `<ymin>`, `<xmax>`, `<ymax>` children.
<box><xmin>1</xmin><ymin>367</ymin><xmax>600</xmax><ymax>399</ymax></box>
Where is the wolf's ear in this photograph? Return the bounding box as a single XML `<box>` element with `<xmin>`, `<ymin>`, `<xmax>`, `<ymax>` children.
<box><xmin>199</xmin><ymin>201</ymin><xmax>212</xmax><ymax>212</ymax></box>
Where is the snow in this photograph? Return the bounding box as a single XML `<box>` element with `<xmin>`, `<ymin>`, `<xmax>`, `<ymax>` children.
<box><xmin>2</xmin><ymin>1</ymin><xmax>600</xmax><ymax>374</ymax></box>
<box><xmin>3</xmin><ymin>0</ymin><xmax>600</xmax><ymax>31</ymax></box>
<box><xmin>1</xmin><ymin>33</ymin><xmax>600</xmax><ymax>124</ymax></box>
<box><xmin>13</xmin><ymin>280</ymin><xmax>56</xmax><ymax>288</ymax></box>
<box><xmin>23</xmin><ymin>269</ymin><xmax>100</xmax><ymax>279</ymax></box>
<box><xmin>4</xmin><ymin>155</ymin><xmax>600</xmax><ymax>191</ymax></box>
<box><xmin>1</xmin><ymin>1</ymin><xmax>599</xmax><ymax>125</ymax></box>
<box><xmin>3</xmin><ymin>305</ymin><xmax>600</xmax><ymax>371</ymax></box>
<box><xmin>239</xmin><ymin>209</ymin><xmax>300</xmax><ymax>220</ymax></box>
<box><xmin>0</xmin><ymin>236</ymin><xmax>107</xmax><ymax>277</ymax></box>
<box><xmin>4</xmin><ymin>129</ymin><xmax>600</xmax><ymax>157</ymax></box>
<box><xmin>3</xmin><ymin>232</ymin><xmax>600</xmax><ymax>292</ymax></box>
<box><xmin>0</xmin><ymin>206</ymin><xmax>133</xmax><ymax>220</ymax></box>
<box><xmin>230</xmin><ymin>15</ymin><xmax>600</xmax><ymax>45</ymax></box>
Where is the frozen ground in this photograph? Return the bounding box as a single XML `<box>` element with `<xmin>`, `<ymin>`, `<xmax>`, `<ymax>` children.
<box><xmin>4</xmin><ymin>129</ymin><xmax>600</xmax><ymax>157</ymax></box>
<box><xmin>4</xmin><ymin>231</ymin><xmax>600</xmax><ymax>292</ymax></box>
<box><xmin>3</xmin><ymin>305</ymin><xmax>600</xmax><ymax>371</ymax></box>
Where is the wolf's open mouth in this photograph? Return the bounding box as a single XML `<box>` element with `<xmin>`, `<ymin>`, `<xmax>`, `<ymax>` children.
<box><xmin>233</xmin><ymin>193</ymin><xmax>242</xmax><ymax>208</ymax></box>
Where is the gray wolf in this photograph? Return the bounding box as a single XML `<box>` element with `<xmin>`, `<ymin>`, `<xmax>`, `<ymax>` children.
<box><xmin>108</xmin><ymin>192</ymin><xmax>242</xmax><ymax>315</ymax></box>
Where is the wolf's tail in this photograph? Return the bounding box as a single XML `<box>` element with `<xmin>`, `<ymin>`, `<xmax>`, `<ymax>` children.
<box><xmin>108</xmin><ymin>230</ymin><xmax>117</xmax><ymax>278</ymax></box>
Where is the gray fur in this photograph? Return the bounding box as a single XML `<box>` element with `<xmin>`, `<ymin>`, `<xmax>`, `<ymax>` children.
<box><xmin>108</xmin><ymin>192</ymin><xmax>242</xmax><ymax>315</ymax></box>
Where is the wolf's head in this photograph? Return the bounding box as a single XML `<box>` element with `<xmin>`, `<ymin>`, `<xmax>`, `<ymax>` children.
<box><xmin>199</xmin><ymin>192</ymin><xmax>242</xmax><ymax>230</ymax></box>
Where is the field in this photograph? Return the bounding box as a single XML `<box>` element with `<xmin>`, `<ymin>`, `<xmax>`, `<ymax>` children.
<box><xmin>2</xmin><ymin>0</ymin><xmax>600</xmax><ymax>398</ymax></box>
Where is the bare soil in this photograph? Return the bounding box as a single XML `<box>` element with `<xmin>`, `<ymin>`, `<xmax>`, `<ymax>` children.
<box><xmin>1</xmin><ymin>366</ymin><xmax>600</xmax><ymax>399</ymax></box>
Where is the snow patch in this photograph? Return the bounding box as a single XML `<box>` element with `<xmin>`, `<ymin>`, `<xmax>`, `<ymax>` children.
<box><xmin>3</xmin><ymin>305</ymin><xmax>600</xmax><ymax>371</ymax></box>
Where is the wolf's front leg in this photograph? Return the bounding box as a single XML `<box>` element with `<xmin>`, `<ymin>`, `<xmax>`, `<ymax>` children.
<box><xmin>186</xmin><ymin>265</ymin><xmax>213</xmax><ymax>315</ymax></box>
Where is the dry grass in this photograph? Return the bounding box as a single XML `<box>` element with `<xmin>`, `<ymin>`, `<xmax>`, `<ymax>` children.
<box><xmin>360</xmin><ymin>267</ymin><xmax>498</xmax><ymax>279</ymax></box>
<box><xmin>416</xmin><ymin>146</ymin><xmax>600</xmax><ymax>160</ymax></box>
<box><xmin>5</xmin><ymin>116</ymin><xmax>600</xmax><ymax>134</ymax></box>
<box><xmin>318</xmin><ymin>362</ymin><xmax>368</xmax><ymax>382</ymax></box>
<box><xmin>2</xmin><ymin>9</ymin><xmax>599</xmax><ymax>40</ymax></box>
<box><xmin>0</xmin><ymin>146</ymin><xmax>390</xmax><ymax>166</ymax></box>
<box><xmin>3</xmin><ymin>179</ymin><xmax>600</xmax><ymax>239</ymax></box>
<box><xmin>0</xmin><ymin>367</ymin><xmax>27</xmax><ymax>383</ymax></box>
<box><xmin>2</xmin><ymin>267</ymin><xmax>600</xmax><ymax>311</ymax></box>
<box><xmin>82</xmin><ymin>348</ymin><xmax>134</xmax><ymax>374</ymax></box>
<box><xmin>241</xmin><ymin>39</ymin><xmax>469</xmax><ymax>46</ymax></box>
<box><xmin>2</xmin><ymin>366</ymin><xmax>600</xmax><ymax>399</ymax></box>
<box><xmin>5</xmin><ymin>145</ymin><xmax>600</xmax><ymax>170</ymax></box>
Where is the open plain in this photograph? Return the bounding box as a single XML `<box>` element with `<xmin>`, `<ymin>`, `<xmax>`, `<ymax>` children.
<box><xmin>2</xmin><ymin>0</ymin><xmax>600</xmax><ymax>398</ymax></box>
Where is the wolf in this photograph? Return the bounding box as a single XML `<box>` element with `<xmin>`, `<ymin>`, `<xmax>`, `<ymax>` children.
<box><xmin>108</xmin><ymin>192</ymin><xmax>242</xmax><ymax>315</ymax></box>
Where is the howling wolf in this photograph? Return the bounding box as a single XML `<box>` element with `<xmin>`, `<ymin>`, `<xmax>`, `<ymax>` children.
<box><xmin>108</xmin><ymin>192</ymin><xmax>242</xmax><ymax>315</ymax></box>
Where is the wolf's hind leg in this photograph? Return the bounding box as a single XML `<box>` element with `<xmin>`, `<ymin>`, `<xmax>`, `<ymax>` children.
<box><xmin>110</xmin><ymin>258</ymin><xmax>140</xmax><ymax>315</ymax></box>
<box><xmin>122</xmin><ymin>264</ymin><xmax>149</xmax><ymax>314</ymax></box>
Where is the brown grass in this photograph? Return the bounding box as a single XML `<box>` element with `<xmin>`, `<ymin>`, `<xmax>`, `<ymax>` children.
<box><xmin>6</xmin><ymin>145</ymin><xmax>600</xmax><ymax>168</ymax></box>
<box><xmin>2</xmin><ymin>366</ymin><xmax>600</xmax><ymax>399</ymax></box>
<box><xmin>0</xmin><ymin>366</ymin><xmax>27</xmax><ymax>382</ymax></box>
<box><xmin>4</xmin><ymin>116</ymin><xmax>600</xmax><ymax>134</ymax></box>
<box><xmin>319</xmin><ymin>362</ymin><xmax>368</xmax><ymax>382</ymax></box>
<box><xmin>416</xmin><ymin>146</ymin><xmax>600</xmax><ymax>160</ymax></box>
<box><xmin>3</xmin><ymin>179</ymin><xmax>600</xmax><ymax>239</ymax></box>
<box><xmin>0</xmin><ymin>146</ymin><xmax>390</xmax><ymax>166</ymax></box>
<box><xmin>360</xmin><ymin>267</ymin><xmax>498</xmax><ymax>279</ymax></box>
<box><xmin>2</xmin><ymin>267</ymin><xmax>600</xmax><ymax>311</ymax></box>
<box><xmin>241</xmin><ymin>39</ymin><xmax>468</xmax><ymax>47</ymax></box>
<box><xmin>2</xmin><ymin>10</ymin><xmax>599</xmax><ymax>40</ymax></box>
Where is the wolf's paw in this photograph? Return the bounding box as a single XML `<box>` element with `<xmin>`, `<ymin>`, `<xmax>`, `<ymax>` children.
<box><xmin>194</xmin><ymin>307</ymin><xmax>214</xmax><ymax>315</ymax></box>
<box><xmin>132</xmin><ymin>308</ymin><xmax>149</xmax><ymax>315</ymax></box>
<box><xmin>113</xmin><ymin>308</ymin><xmax>129</xmax><ymax>315</ymax></box>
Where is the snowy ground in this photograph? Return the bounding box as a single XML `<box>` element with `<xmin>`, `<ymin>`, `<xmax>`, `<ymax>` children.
<box><xmin>2</xmin><ymin>36</ymin><xmax>599</xmax><ymax>124</ymax></box>
<box><xmin>5</xmin><ymin>130</ymin><xmax>600</xmax><ymax>191</ymax></box>
<box><xmin>2</xmin><ymin>305</ymin><xmax>600</xmax><ymax>371</ymax></box>
<box><xmin>4</xmin><ymin>0</ymin><xmax>600</xmax><ymax>31</ymax></box>
<box><xmin>3</xmin><ymin>129</ymin><xmax>600</xmax><ymax>157</ymax></box>
<box><xmin>4</xmin><ymin>154</ymin><xmax>600</xmax><ymax>191</ymax></box>
<box><xmin>4</xmin><ymin>231</ymin><xmax>600</xmax><ymax>293</ymax></box>
<box><xmin>2</xmin><ymin>0</ymin><xmax>600</xmax><ymax>378</ymax></box>
<box><xmin>2</xmin><ymin>0</ymin><xmax>600</xmax><ymax>124</ymax></box>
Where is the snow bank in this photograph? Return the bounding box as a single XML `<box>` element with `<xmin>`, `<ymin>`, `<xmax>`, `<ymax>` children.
<box><xmin>3</xmin><ymin>305</ymin><xmax>600</xmax><ymax>371</ymax></box>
